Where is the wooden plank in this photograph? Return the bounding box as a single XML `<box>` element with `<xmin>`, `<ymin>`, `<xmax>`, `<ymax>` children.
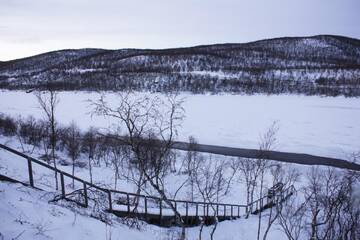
<box><xmin>127</xmin><ymin>193</ymin><xmax>130</xmax><ymax>213</ymax></box>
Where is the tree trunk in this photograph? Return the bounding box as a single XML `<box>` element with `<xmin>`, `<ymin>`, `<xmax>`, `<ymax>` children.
<box><xmin>88</xmin><ymin>156</ymin><xmax>93</xmax><ymax>184</ymax></box>
<box><xmin>257</xmin><ymin>169</ymin><xmax>265</xmax><ymax>240</ymax></box>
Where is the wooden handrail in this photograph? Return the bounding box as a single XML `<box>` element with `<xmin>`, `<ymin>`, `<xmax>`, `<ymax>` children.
<box><xmin>0</xmin><ymin>143</ymin><xmax>248</xmax><ymax>217</ymax></box>
<box><xmin>1</xmin><ymin>143</ymin><xmax>295</xmax><ymax>219</ymax></box>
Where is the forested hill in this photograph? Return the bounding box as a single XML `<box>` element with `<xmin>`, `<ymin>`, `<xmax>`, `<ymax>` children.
<box><xmin>1</xmin><ymin>35</ymin><xmax>360</xmax><ymax>96</ymax></box>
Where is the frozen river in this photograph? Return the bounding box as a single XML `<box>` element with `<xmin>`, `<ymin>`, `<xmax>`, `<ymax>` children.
<box><xmin>1</xmin><ymin>90</ymin><xmax>359</xmax><ymax>159</ymax></box>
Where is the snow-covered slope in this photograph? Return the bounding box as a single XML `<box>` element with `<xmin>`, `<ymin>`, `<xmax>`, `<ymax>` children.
<box><xmin>0</xmin><ymin>136</ymin><xmax>289</xmax><ymax>240</ymax></box>
<box><xmin>0</xmin><ymin>181</ymin><xmax>157</xmax><ymax>240</ymax></box>
<box><xmin>0</xmin><ymin>180</ymin><xmax>287</xmax><ymax>240</ymax></box>
<box><xmin>1</xmin><ymin>35</ymin><xmax>360</xmax><ymax>96</ymax></box>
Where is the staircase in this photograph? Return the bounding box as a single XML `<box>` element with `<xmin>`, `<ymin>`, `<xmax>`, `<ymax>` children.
<box><xmin>0</xmin><ymin>143</ymin><xmax>295</xmax><ymax>227</ymax></box>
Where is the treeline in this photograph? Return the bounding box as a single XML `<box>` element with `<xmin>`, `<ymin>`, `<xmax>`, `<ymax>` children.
<box><xmin>1</xmin><ymin>69</ymin><xmax>360</xmax><ymax>97</ymax></box>
<box><xmin>0</xmin><ymin>113</ymin><xmax>126</xmax><ymax>166</ymax></box>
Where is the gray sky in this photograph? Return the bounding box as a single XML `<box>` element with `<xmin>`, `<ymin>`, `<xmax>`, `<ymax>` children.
<box><xmin>1</xmin><ymin>0</ymin><xmax>359</xmax><ymax>61</ymax></box>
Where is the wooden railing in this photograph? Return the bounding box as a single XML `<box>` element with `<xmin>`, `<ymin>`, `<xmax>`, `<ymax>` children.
<box><xmin>247</xmin><ymin>185</ymin><xmax>296</xmax><ymax>215</ymax></box>
<box><xmin>0</xmin><ymin>143</ymin><xmax>251</xmax><ymax>223</ymax></box>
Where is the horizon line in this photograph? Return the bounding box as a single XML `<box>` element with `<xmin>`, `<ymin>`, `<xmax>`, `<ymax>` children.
<box><xmin>2</xmin><ymin>34</ymin><xmax>360</xmax><ymax>62</ymax></box>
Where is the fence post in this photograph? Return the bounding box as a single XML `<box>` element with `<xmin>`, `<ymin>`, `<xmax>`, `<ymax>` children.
<box><xmin>60</xmin><ymin>173</ymin><xmax>65</xmax><ymax>198</ymax></box>
<box><xmin>231</xmin><ymin>205</ymin><xmax>233</xmax><ymax>218</ymax></box>
<box><xmin>224</xmin><ymin>205</ymin><xmax>226</xmax><ymax>217</ymax></box>
<box><xmin>196</xmin><ymin>203</ymin><xmax>198</xmax><ymax>217</ymax></box>
<box><xmin>237</xmin><ymin>206</ymin><xmax>240</xmax><ymax>217</ymax></box>
<box><xmin>174</xmin><ymin>201</ymin><xmax>177</xmax><ymax>223</ymax></box>
<box><xmin>27</xmin><ymin>158</ymin><xmax>34</xmax><ymax>187</ymax></box>
<box><xmin>144</xmin><ymin>196</ymin><xmax>148</xmax><ymax>221</ymax></box>
<box><xmin>216</xmin><ymin>204</ymin><xmax>219</xmax><ymax>216</ymax></box>
<box><xmin>83</xmin><ymin>182</ymin><xmax>88</xmax><ymax>207</ymax></box>
<box><xmin>108</xmin><ymin>190</ymin><xmax>112</xmax><ymax>211</ymax></box>
<box><xmin>186</xmin><ymin>201</ymin><xmax>189</xmax><ymax>224</ymax></box>
<box><xmin>127</xmin><ymin>193</ymin><xmax>130</xmax><ymax>214</ymax></box>
<box><xmin>159</xmin><ymin>199</ymin><xmax>162</xmax><ymax>224</ymax></box>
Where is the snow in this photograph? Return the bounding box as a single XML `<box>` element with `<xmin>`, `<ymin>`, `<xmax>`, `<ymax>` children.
<box><xmin>65</xmin><ymin>68</ymin><xmax>98</xmax><ymax>73</ymax></box>
<box><xmin>0</xmin><ymin>99</ymin><xmax>350</xmax><ymax>240</ymax></box>
<box><xmin>301</xmin><ymin>39</ymin><xmax>331</xmax><ymax>48</ymax></box>
<box><xmin>0</xmin><ymin>136</ymin><xmax>253</xmax><ymax>205</ymax></box>
<box><xmin>1</xmin><ymin>90</ymin><xmax>359</xmax><ymax>159</ymax></box>
<box><xmin>185</xmin><ymin>71</ymin><xmax>237</xmax><ymax>78</ymax></box>
<box><xmin>0</xmin><ymin>181</ymin><xmax>285</xmax><ymax>240</ymax></box>
<box><xmin>0</xmin><ymin>181</ymin><xmax>160</xmax><ymax>240</ymax></box>
<box><xmin>0</xmin><ymin>136</ymin><xmax>290</xmax><ymax>240</ymax></box>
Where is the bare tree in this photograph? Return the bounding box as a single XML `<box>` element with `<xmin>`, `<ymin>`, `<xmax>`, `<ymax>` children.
<box><xmin>15</xmin><ymin>116</ymin><xmax>38</xmax><ymax>154</ymax></box>
<box><xmin>108</xmin><ymin>143</ymin><xmax>129</xmax><ymax>190</ymax></box>
<box><xmin>183</xmin><ymin>135</ymin><xmax>198</xmax><ymax>201</ymax></box>
<box><xmin>82</xmin><ymin>127</ymin><xmax>98</xmax><ymax>184</ymax></box>
<box><xmin>37</xmin><ymin>120</ymin><xmax>51</xmax><ymax>162</ymax></box>
<box><xmin>63</xmin><ymin>121</ymin><xmax>82</xmax><ymax>188</ymax></box>
<box><xmin>275</xmin><ymin>160</ymin><xmax>360</xmax><ymax>240</ymax></box>
<box><xmin>92</xmin><ymin>91</ymin><xmax>187</xmax><ymax>239</ymax></box>
<box><xmin>303</xmin><ymin>167</ymin><xmax>360</xmax><ymax>240</ymax></box>
<box><xmin>238</xmin><ymin>157</ymin><xmax>263</xmax><ymax>211</ymax></box>
<box><xmin>192</xmin><ymin>155</ymin><xmax>229</xmax><ymax>240</ymax></box>
<box><xmin>256</xmin><ymin>121</ymin><xmax>279</xmax><ymax>240</ymax></box>
<box><xmin>277</xmin><ymin>193</ymin><xmax>307</xmax><ymax>240</ymax></box>
<box><xmin>262</xmin><ymin>165</ymin><xmax>300</xmax><ymax>240</ymax></box>
<box><xmin>35</xmin><ymin>89</ymin><xmax>59</xmax><ymax>189</ymax></box>
<box><xmin>0</xmin><ymin>114</ymin><xmax>17</xmax><ymax>136</ymax></box>
<box><xmin>224</xmin><ymin>157</ymin><xmax>241</xmax><ymax>196</ymax></box>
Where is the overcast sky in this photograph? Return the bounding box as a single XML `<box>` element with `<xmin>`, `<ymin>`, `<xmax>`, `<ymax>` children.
<box><xmin>1</xmin><ymin>0</ymin><xmax>359</xmax><ymax>61</ymax></box>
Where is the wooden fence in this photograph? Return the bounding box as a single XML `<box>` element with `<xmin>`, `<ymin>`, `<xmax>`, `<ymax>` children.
<box><xmin>0</xmin><ymin>143</ymin><xmax>296</xmax><ymax>226</ymax></box>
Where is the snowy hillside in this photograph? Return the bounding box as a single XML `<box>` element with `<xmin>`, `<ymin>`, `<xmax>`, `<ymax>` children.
<box><xmin>1</xmin><ymin>35</ymin><xmax>360</xmax><ymax>96</ymax></box>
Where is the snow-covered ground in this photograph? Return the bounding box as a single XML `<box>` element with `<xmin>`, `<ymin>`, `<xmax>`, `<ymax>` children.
<box><xmin>0</xmin><ymin>136</ymin><xmax>290</xmax><ymax>240</ymax></box>
<box><xmin>1</xmin><ymin>87</ymin><xmax>357</xmax><ymax>239</ymax></box>
<box><xmin>0</xmin><ymin>181</ymin><xmax>285</xmax><ymax>240</ymax></box>
<box><xmin>1</xmin><ymin>90</ymin><xmax>359</xmax><ymax>159</ymax></box>
<box><xmin>0</xmin><ymin>181</ymin><xmax>160</xmax><ymax>240</ymax></box>
<box><xmin>0</xmin><ymin>135</ymin><xmax>271</xmax><ymax>206</ymax></box>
